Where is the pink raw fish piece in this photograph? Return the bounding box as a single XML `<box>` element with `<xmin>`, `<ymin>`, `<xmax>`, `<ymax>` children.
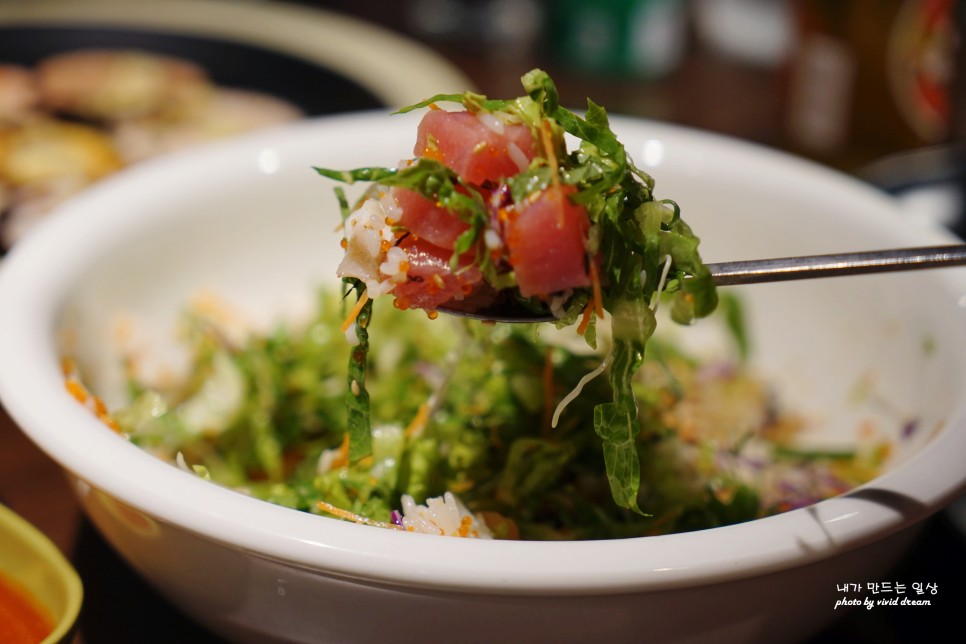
<box><xmin>505</xmin><ymin>185</ymin><xmax>590</xmax><ymax>297</ymax></box>
<box><xmin>392</xmin><ymin>236</ymin><xmax>483</xmax><ymax>310</ymax></box>
<box><xmin>391</xmin><ymin>186</ymin><xmax>469</xmax><ymax>249</ymax></box>
<box><xmin>415</xmin><ymin>110</ymin><xmax>535</xmax><ymax>186</ymax></box>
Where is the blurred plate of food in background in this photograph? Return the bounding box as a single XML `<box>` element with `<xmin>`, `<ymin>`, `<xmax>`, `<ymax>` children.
<box><xmin>0</xmin><ymin>0</ymin><xmax>471</xmax><ymax>251</ymax></box>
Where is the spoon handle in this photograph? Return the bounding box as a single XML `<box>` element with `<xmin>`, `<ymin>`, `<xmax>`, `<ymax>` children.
<box><xmin>707</xmin><ymin>244</ymin><xmax>966</xmax><ymax>286</ymax></box>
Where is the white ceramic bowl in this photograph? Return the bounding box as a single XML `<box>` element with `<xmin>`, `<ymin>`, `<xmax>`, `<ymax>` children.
<box><xmin>1</xmin><ymin>113</ymin><xmax>964</xmax><ymax>643</ymax></box>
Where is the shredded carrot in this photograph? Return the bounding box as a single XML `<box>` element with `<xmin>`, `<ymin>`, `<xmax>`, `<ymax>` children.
<box><xmin>316</xmin><ymin>500</ymin><xmax>399</xmax><ymax>529</ymax></box>
<box><xmin>65</xmin><ymin>379</ymin><xmax>88</xmax><ymax>404</ymax></box>
<box><xmin>92</xmin><ymin>396</ymin><xmax>108</xmax><ymax>417</ymax></box>
<box><xmin>330</xmin><ymin>434</ymin><xmax>351</xmax><ymax>470</ymax></box>
<box><xmin>63</xmin><ymin>363</ymin><xmax>124</xmax><ymax>434</ymax></box>
<box><xmin>428</xmin><ymin>102</ymin><xmax>441</xmax><ymax>111</ymax></box>
<box><xmin>576</xmin><ymin>302</ymin><xmax>594</xmax><ymax>336</ymax></box>
<box><xmin>576</xmin><ymin>259</ymin><xmax>603</xmax><ymax>336</ymax></box>
<box><xmin>341</xmin><ymin>291</ymin><xmax>370</xmax><ymax>333</ymax></box>
<box><xmin>316</xmin><ymin>500</ymin><xmax>357</xmax><ymax>520</ymax></box>
<box><xmin>405</xmin><ymin>402</ymin><xmax>431</xmax><ymax>438</ymax></box>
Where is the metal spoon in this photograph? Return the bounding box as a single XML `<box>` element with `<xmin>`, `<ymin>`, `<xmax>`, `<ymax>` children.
<box><xmin>438</xmin><ymin>244</ymin><xmax>966</xmax><ymax>322</ymax></box>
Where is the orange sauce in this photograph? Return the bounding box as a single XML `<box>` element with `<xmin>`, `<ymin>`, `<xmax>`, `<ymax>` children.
<box><xmin>0</xmin><ymin>572</ymin><xmax>54</xmax><ymax>644</ymax></box>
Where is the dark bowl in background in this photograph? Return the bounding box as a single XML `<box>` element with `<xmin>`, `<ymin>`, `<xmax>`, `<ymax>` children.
<box><xmin>0</xmin><ymin>25</ymin><xmax>384</xmax><ymax>116</ymax></box>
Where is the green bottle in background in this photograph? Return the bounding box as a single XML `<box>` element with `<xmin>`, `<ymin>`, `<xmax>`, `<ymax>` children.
<box><xmin>546</xmin><ymin>0</ymin><xmax>687</xmax><ymax>79</ymax></box>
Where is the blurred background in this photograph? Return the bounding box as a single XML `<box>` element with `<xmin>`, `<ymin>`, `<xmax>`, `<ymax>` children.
<box><xmin>308</xmin><ymin>0</ymin><xmax>966</xmax><ymax>234</ymax></box>
<box><xmin>1</xmin><ymin>0</ymin><xmax>963</xmax><ymax>642</ymax></box>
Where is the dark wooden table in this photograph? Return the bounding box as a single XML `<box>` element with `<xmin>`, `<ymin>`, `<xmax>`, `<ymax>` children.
<box><xmin>2</xmin><ymin>5</ymin><xmax>964</xmax><ymax>641</ymax></box>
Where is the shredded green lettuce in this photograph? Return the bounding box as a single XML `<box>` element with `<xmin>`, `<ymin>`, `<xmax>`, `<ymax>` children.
<box><xmin>112</xmin><ymin>289</ymin><xmax>886</xmax><ymax>539</ymax></box>
<box><xmin>344</xmin><ymin>279</ymin><xmax>373</xmax><ymax>463</ymax></box>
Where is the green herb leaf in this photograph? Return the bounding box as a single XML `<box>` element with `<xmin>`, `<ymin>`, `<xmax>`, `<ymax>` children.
<box><xmin>593</xmin><ymin>399</ymin><xmax>642</xmax><ymax>514</ymax></box>
<box><xmin>344</xmin><ymin>279</ymin><xmax>373</xmax><ymax>462</ymax></box>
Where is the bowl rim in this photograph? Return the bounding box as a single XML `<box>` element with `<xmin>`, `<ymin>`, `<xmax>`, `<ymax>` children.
<box><xmin>1</xmin><ymin>113</ymin><xmax>965</xmax><ymax>595</ymax></box>
<box><xmin>0</xmin><ymin>503</ymin><xmax>83</xmax><ymax>643</ymax></box>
